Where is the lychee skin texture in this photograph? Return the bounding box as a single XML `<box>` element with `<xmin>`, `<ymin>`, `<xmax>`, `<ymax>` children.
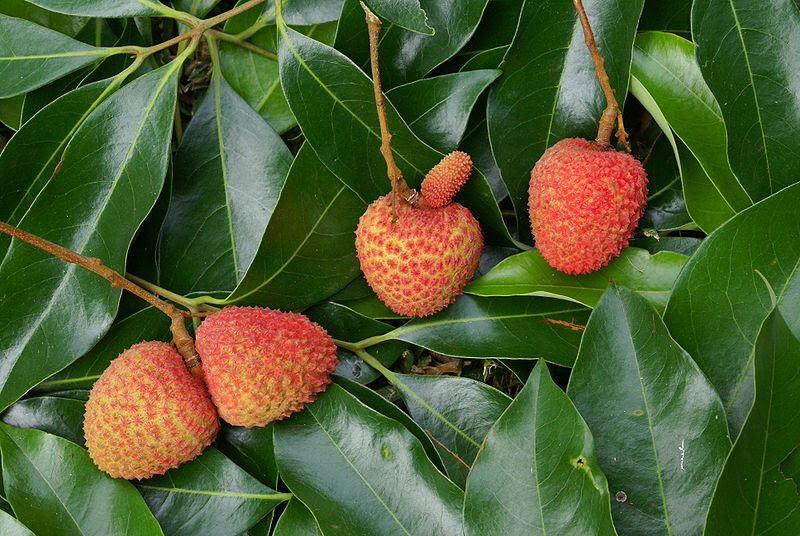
<box><xmin>355</xmin><ymin>195</ymin><xmax>483</xmax><ymax>316</ymax></box>
<box><xmin>421</xmin><ymin>151</ymin><xmax>473</xmax><ymax>208</ymax></box>
<box><xmin>83</xmin><ymin>341</ymin><xmax>219</xmax><ymax>480</ymax></box>
<box><xmin>528</xmin><ymin>138</ymin><xmax>648</xmax><ymax>275</ymax></box>
<box><xmin>195</xmin><ymin>307</ymin><xmax>338</xmax><ymax>428</ymax></box>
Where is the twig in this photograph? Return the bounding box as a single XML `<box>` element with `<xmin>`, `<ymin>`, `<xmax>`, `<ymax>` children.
<box><xmin>208</xmin><ymin>29</ymin><xmax>277</xmax><ymax>60</ymax></box>
<box><xmin>0</xmin><ymin>222</ymin><xmax>204</xmax><ymax>377</ymax></box>
<box><xmin>360</xmin><ymin>2</ymin><xmax>418</xmax><ymax>216</ymax></box>
<box><xmin>573</xmin><ymin>0</ymin><xmax>630</xmax><ymax>151</ymax></box>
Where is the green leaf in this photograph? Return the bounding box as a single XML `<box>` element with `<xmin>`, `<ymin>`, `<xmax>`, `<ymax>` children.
<box><xmin>363</xmin><ymin>0</ymin><xmax>433</xmax><ymax>35</ymax></box>
<box><xmin>273</xmin><ymin>499</ymin><xmax>322</xmax><ymax>536</ymax></box>
<box><xmin>358</xmin><ymin>295</ymin><xmax>589</xmax><ymax>366</ymax></box>
<box><xmin>664</xmin><ymin>182</ymin><xmax>800</xmax><ymax>436</ymax></box>
<box><xmin>0</xmin><ymin>424</ymin><xmax>164</xmax><ymax>536</ymax></box>
<box><xmin>3</xmin><ymin>395</ymin><xmax>86</xmax><ymax>446</ymax></box>
<box><xmin>0</xmin><ymin>510</ymin><xmax>36</xmax><ymax>536</ymax></box>
<box><xmin>0</xmin><ymin>0</ymin><xmax>88</xmax><ymax>35</ymax></box>
<box><xmin>158</xmin><ymin>73</ymin><xmax>292</xmax><ymax>295</ymax></box>
<box><xmin>0</xmin><ymin>59</ymin><xmax>181</xmax><ymax>411</ymax></box>
<box><xmin>0</xmin><ymin>78</ymin><xmax>115</xmax><ymax>255</ymax></box>
<box><xmin>226</xmin><ymin>143</ymin><xmax>364</xmax><ymax>309</ymax></box>
<box><xmin>25</xmin><ymin>0</ymin><xmax>163</xmax><ymax>17</ymax></box>
<box><xmin>278</xmin><ymin>27</ymin><xmax>513</xmax><ymax>245</ymax></box>
<box><xmin>704</xmin><ymin>309</ymin><xmax>800</xmax><ymax>534</ymax></box>
<box><xmin>631</xmin><ymin>32</ymin><xmax>751</xmax><ymax>213</ymax></box>
<box><xmin>216</xmin><ymin>424</ymin><xmax>278</xmax><ymax>488</ymax></box>
<box><xmin>486</xmin><ymin>0</ymin><xmax>644</xmax><ymax>240</ymax></box>
<box><xmin>172</xmin><ymin>0</ymin><xmax>220</xmax><ymax>16</ymax></box>
<box><xmin>265</xmin><ymin>0</ymin><xmax>343</xmax><ymax>25</ymax></box>
<box><xmin>638</xmin><ymin>128</ymin><xmax>691</xmax><ymax>232</ymax></box>
<box><xmin>692</xmin><ymin>0</ymin><xmax>800</xmax><ymax>202</ymax></box>
<box><xmin>274</xmin><ymin>384</ymin><xmax>464</xmax><ymax>536</ymax></box>
<box><xmin>138</xmin><ymin>448</ymin><xmax>289</xmax><ymax>536</ymax></box>
<box><xmin>567</xmin><ymin>285</ymin><xmax>731</xmax><ymax>535</ymax></box>
<box><xmin>386</xmin><ymin>70</ymin><xmax>500</xmax><ymax>153</ymax></box>
<box><xmin>467</xmin><ymin>248</ymin><xmax>687</xmax><ymax>313</ymax></box>
<box><xmin>0</xmin><ymin>15</ymin><xmax>110</xmax><ymax>98</ymax></box>
<box><xmin>639</xmin><ymin>0</ymin><xmax>691</xmax><ymax>36</ymax></box>
<box><xmin>395</xmin><ymin>374</ymin><xmax>511</xmax><ymax>488</ymax></box>
<box><xmin>464</xmin><ymin>362</ymin><xmax>616</xmax><ymax>536</ymax></box>
<box><xmin>335</xmin><ymin>0</ymin><xmax>489</xmax><ymax>87</ymax></box>
<box><xmin>458</xmin><ymin>116</ymin><xmax>507</xmax><ymax>201</ymax></box>
<box><xmin>0</xmin><ymin>95</ymin><xmax>24</xmax><ymax>130</ymax></box>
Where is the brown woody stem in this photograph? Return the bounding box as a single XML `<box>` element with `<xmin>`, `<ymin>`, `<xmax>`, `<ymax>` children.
<box><xmin>360</xmin><ymin>2</ymin><xmax>418</xmax><ymax>216</ymax></box>
<box><xmin>0</xmin><ymin>222</ymin><xmax>205</xmax><ymax>378</ymax></box>
<box><xmin>573</xmin><ymin>0</ymin><xmax>630</xmax><ymax>151</ymax></box>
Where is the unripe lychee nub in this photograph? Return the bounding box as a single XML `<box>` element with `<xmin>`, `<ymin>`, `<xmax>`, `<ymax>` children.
<box><xmin>421</xmin><ymin>151</ymin><xmax>473</xmax><ymax>208</ymax></box>
<box><xmin>528</xmin><ymin>138</ymin><xmax>648</xmax><ymax>275</ymax></box>
<box><xmin>84</xmin><ymin>341</ymin><xmax>219</xmax><ymax>480</ymax></box>
<box><xmin>355</xmin><ymin>195</ymin><xmax>483</xmax><ymax>317</ymax></box>
<box><xmin>195</xmin><ymin>307</ymin><xmax>338</xmax><ymax>428</ymax></box>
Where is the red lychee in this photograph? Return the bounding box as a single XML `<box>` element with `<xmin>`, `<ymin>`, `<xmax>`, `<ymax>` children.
<box><xmin>528</xmin><ymin>138</ymin><xmax>647</xmax><ymax>274</ymax></box>
<box><xmin>195</xmin><ymin>306</ymin><xmax>338</xmax><ymax>428</ymax></box>
<box><xmin>421</xmin><ymin>151</ymin><xmax>473</xmax><ymax>208</ymax></box>
<box><xmin>83</xmin><ymin>341</ymin><xmax>220</xmax><ymax>480</ymax></box>
<box><xmin>355</xmin><ymin>194</ymin><xmax>483</xmax><ymax>316</ymax></box>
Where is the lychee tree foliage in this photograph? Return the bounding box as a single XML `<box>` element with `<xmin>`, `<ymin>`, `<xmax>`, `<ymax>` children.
<box><xmin>0</xmin><ymin>0</ymin><xmax>799</xmax><ymax>533</ymax></box>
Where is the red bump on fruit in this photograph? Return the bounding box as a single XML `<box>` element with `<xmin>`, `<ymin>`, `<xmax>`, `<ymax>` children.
<box><xmin>421</xmin><ymin>151</ymin><xmax>473</xmax><ymax>208</ymax></box>
<box><xmin>195</xmin><ymin>307</ymin><xmax>339</xmax><ymax>428</ymax></box>
<box><xmin>83</xmin><ymin>341</ymin><xmax>219</xmax><ymax>480</ymax></box>
<box><xmin>528</xmin><ymin>138</ymin><xmax>648</xmax><ymax>275</ymax></box>
<box><xmin>355</xmin><ymin>195</ymin><xmax>483</xmax><ymax>316</ymax></box>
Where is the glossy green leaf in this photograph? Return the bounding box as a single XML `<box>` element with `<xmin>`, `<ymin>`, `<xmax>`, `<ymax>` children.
<box><xmin>464</xmin><ymin>361</ymin><xmax>616</xmax><ymax>535</ymax></box>
<box><xmin>0</xmin><ymin>15</ymin><xmax>110</xmax><ymax>98</ymax></box>
<box><xmin>454</xmin><ymin>0</ymin><xmax>520</xmax><ymax>59</ymax></box>
<box><xmin>273</xmin><ymin>499</ymin><xmax>321</xmax><ymax>536</ymax></box>
<box><xmin>264</xmin><ymin>0</ymin><xmax>343</xmax><ymax>25</ymax></box>
<box><xmin>0</xmin><ymin>78</ymin><xmax>115</xmax><ymax>255</ymax></box>
<box><xmin>459</xmin><ymin>116</ymin><xmax>507</xmax><ymax>201</ymax></box>
<box><xmin>631</xmin><ymin>236</ymin><xmax>702</xmax><ymax>257</ymax></box>
<box><xmin>0</xmin><ymin>424</ymin><xmax>164</xmax><ymax>536</ymax></box>
<box><xmin>386</xmin><ymin>70</ymin><xmax>500</xmax><ymax>152</ymax></box>
<box><xmin>278</xmin><ymin>27</ymin><xmax>512</xmax><ymax>245</ymax></box>
<box><xmin>274</xmin><ymin>384</ymin><xmax>464</xmax><ymax>536</ymax></box>
<box><xmin>567</xmin><ymin>285</ymin><xmax>731</xmax><ymax>535</ymax></box>
<box><xmin>216</xmin><ymin>424</ymin><xmax>278</xmax><ymax>488</ymax></box>
<box><xmin>364</xmin><ymin>0</ymin><xmax>433</xmax><ymax>34</ymax></box>
<box><xmin>486</xmin><ymin>0</ymin><xmax>644</xmax><ymax>240</ymax></box>
<box><xmin>0</xmin><ymin>60</ymin><xmax>181</xmax><ymax>411</ymax></box>
<box><xmin>664</xmin><ymin>182</ymin><xmax>800</xmax><ymax>436</ymax></box>
<box><xmin>0</xmin><ymin>0</ymin><xmax>88</xmax><ymax>36</ymax></box>
<box><xmin>25</xmin><ymin>0</ymin><xmax>163</xmax><ymax>17</ymax></box>
<box><xmin>692</xmin><ymin>0</ymin><xmax>800</xmax><ymax>202</ymax></box>
<box><xmin>0</xmin><ymin>510</ymin><xmax>36</xmax><ymax>536</ymax></box>
<box><xmin>158</xmin><ymin>73</ymin><xmax>292</xmax><ymax>294</ymax></box>
<box><xmin>226</xmin><ymin>143</ymin><xmax>363</xmax><ymax>309</ymax></box>
<box><xmin>172</xmin><ymin>0</ymin><xmax>220</xmax><ymax>16</ymax></box>
<box><xmin>467</xmin><ymin>248</ymin><xmax>686</xmax><ymax>313</ymax></box>
<box><xmin>0</xmin><ymin>95</ymin><xmax>24</xmax><ymax>130</ymax></box>
<box><xmin>638</xmin><ymin>128</ymin><xmax>691</xmax><ymax>232</ymax></box>
<box><xmin>705</xmin><ymin>309</ymin><xmax>800</xmax><ymax>534</ymax></box>
<box><xmin>639</xmin><ymin>0</ymin><xmax>690</xmax><ymax>36</ymax></box>
<box><xmin>358</xmin><ymin>295</ymin><xmax>589</xmax><ymax>366</ymax></box>
<box><xmin>779</xmin><ymin>447</ymin><xmax>800</xmax><ymax>496</ymax></box>
<box><xmin>138</xmin><ymin>448</ymin><xmax>288</xmax><ymax>536</ymax></box>
<box><xmin>2</xmin><ymin>395</ymin><xmax>86</xmax><ymax>446</ymax></box>
<box><xmin>396</xmin><ymin>374</ymin><xmax>511</xmax><ymax>488</ymax></box>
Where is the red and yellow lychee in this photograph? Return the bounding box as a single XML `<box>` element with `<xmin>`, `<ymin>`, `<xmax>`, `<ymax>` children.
<box><xmin>421</xmin><ymin>151</ymin><xmax>473</xmax><ymax>208</ymax></box>
<box><xmin>528</xmin><ymin>138</ymin><xmax>647</xmax><ymax>274</ymax></box>
<box><xmin>195</xmin><ymin>306</ymin><xmax>338</xmax><ymax>428</ymax></box>
<box><xmin>84</xmin><ymin>341</ymin><xmax>219</xmax><ymax>480</ymax></box>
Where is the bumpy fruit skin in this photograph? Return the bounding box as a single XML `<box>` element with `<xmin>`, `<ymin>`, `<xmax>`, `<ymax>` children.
<box><xmin>84</xmin><ymin>341</ymin><xmax>219</xmax><ymax>480</ymax></box>
<box><xmin>355</xmin><ymin>195</ymin><xmax>483</xmax><ymax>316</ymax></box>
<box><xmin>195</xmin><ymin>307</ymin><xmax>338</xmax><ymax>428</ymax></box>
<box><xmin>528</xmin><ymin>138</ymin><xmax>647</xmax><ymax>274</ymax></box>
<box><xmin>421</xmin><ymin>151</ymin><xmax>473</xmax><ymax>208</ymax></box>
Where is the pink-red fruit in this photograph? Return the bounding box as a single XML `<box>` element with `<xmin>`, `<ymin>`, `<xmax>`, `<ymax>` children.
<box><xmin>195</xmin><ymin>306</ymin><xmax>338</xmax><ymax>428</ymax></box>
<box><xmin>528</xmin><ymin>138</ymin><xmax>648</xmax><ymax>274</ymax></box>
<box><xmin>84</xmin><ymin>341</ymin><xmax>219</xmax><ymax>480</ymax></box>
<box><xmin>421</xmin><ymin>151</ymin><xmax>473</xmax><ymax>208</ymax></box>
<box><xmin>355</xmin><ymin>195</ymin><xmax>483</xmax><ymax>316</ymax></box>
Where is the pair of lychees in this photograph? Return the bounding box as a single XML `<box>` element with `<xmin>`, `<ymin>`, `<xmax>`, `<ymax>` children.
<box><xmin>83</xmin><ymin>306</ymin><xmax>338</xmax><ymax>480</ymax></box>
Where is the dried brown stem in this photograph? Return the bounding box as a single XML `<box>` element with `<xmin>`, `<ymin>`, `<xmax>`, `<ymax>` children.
<box><xmin>360</xmin><ymin>1</ymin><xmax>418</xmax><ymax>216</ymax></box>
<box><xmin>573</xmin><ymin>0</ymin><xmax>630</xmax><ymax>152</ymax></box>
<box><xmin>0</xmin><ymin>222</ymin><xmax>204</xmax><ymax>378</ymax></box>
<box><xmin>424</xmin><ymin>430</ymin><xmax>472</xmax><ymax>470</ymax></box>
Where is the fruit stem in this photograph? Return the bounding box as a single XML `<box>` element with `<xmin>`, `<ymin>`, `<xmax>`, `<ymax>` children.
<box><xmin>125</xmin><ymin>273</ymin><xmax>220</xmax><ymax>313</ymax></box>
<box><xmin>0</xmin><ymin>221</ymin><xmax>206</xmax><ymax>377</ymax></box>
<box><xmin>573</xmin><ymin>0</ymin><xmax>630</xmax><ymax>152</ymax></box>
<box><xmin>360</xmin><ymin>1</ymin><xmax>419</xmax><ymax>216</ymax></box>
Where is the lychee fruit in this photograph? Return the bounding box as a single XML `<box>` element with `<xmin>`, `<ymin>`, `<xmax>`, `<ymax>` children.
<box><xmin>421</xmin><ymin>151</ymin><xmax>473</xmax><ymax>208</ymax></box>
<box><xmin>83</xmin><ymin>341</ymin><xmax>219</xmax><ymax>480</ymax></box>
<box><xmin>528</xmin><ymin>138</ymin><xmax>647</xmax><ymax>274</ymax></box>
<box><xmin>195</xmin><ymin>306</ymin><xmax>338</xmax><ymax>428</ymax></box>
<box><xmin>355</xmin><ymin>193</ymin><xmax>483</xmax><ymax>317</ymax></box>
